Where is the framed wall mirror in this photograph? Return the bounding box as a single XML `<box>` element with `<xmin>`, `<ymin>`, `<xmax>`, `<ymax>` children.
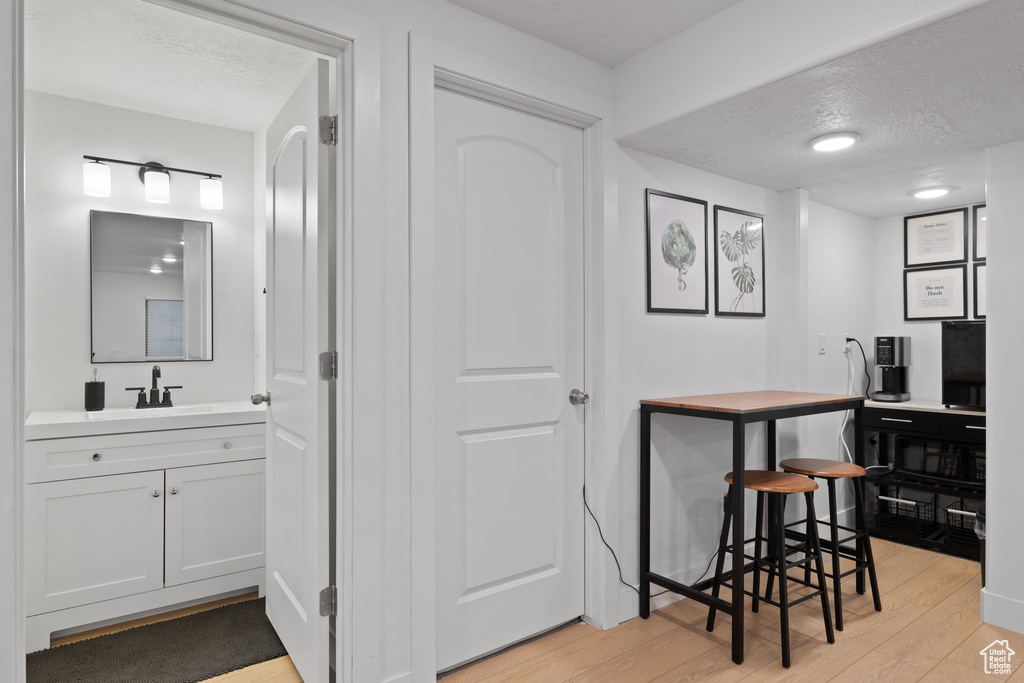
<box><xmin>90</xmin><ymin>210</ymin><xmax>213</xmax><ymax>362</ymax></box>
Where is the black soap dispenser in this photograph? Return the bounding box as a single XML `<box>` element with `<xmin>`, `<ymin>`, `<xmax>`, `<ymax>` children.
<box><xmin>85</xmin><ymin>368</ymin><xmax>105</xmax><ymax>412</ymax></box>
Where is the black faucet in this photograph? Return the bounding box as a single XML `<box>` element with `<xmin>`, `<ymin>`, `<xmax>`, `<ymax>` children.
<box><xmin>125</xmin><ymin>366</ymin><xmax>183</xmax><ymax>408</ymax></box>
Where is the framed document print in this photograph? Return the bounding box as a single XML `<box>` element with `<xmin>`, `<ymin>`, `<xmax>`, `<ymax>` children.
<box><xmin>713</xmin><ymin>205</ymin><xmax>765</xmax><ymax>317</ymax></box>
<box><xmin>974</xmin><ymin>263</ymin><xmax>987</xmax><ymax>319</ymax></box>
<box><xmin>645</xmin><ymin>189</ymin><xmax>708</xmax><ymax>314</ymax></box>
<box><xmin>973</xmin><ymin>204</ymin><xmax>987</xmax><ymax>261</ymax></box>
<box><xmin>904</xmin><ymin>265</ymin><xmax>967</xmax><ymax>321</ymax></box>
<box><xmin>904</xmin><ymin>208</ymin><xmax>968</xmax><ymax>268</ymax></box>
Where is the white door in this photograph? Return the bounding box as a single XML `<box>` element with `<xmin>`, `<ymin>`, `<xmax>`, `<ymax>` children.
<box><xmin>433</xmin><ymin>87</ymin><xmax>587</xmax><ymax>670</ymax></box>
<box><xmin>164</xmin><ymin>459</ymin><xmax>266</xmax><ymax>587</ymax></box>
<box><xmin>263</xmin><ymin>58</ymin><xmax>333</xmax><ymax>683</ymax></box>
<box><xmin>25</xmin><ymin>471</ymin><xmax>164</xmax><ymax>615</ymax></box>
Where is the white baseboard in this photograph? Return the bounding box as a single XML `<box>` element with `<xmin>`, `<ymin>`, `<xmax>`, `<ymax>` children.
<box><xmin>382</xmin><ymin>672</ymin><xmax>413</xmax><ymax>683</ymax></box>
<box><xmin>981</xmin><ymin>588</ymin><xmax>1024</xmax><ymax>635</ymax></box>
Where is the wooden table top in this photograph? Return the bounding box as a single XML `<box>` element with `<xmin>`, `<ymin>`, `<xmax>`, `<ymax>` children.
<box><xmin>640</xmin><ymin>390</ymin><xmax>863</xmax><ymax>414</ymax></box>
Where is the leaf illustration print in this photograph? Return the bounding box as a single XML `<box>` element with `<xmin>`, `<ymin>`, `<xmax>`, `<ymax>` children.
<box><xmin>661</xmin><ymin>219</ymin><xmax>697</xmax><ymax>291</ymax></box>
<box><xmin>720</xmin><ymin>219</ymin><xmax>761</xmax><ymax>311</ymax></box>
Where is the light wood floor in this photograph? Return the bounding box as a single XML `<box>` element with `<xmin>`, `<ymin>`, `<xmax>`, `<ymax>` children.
<box><xmin>441</xmin><ymin>540</ymin><xmax>1022</xmax><ymax>683</ymax></box>
<box><xmin>44</xmin><ymin>540</ymin><xmax>1018</xmax><ymax>682</ymax></box>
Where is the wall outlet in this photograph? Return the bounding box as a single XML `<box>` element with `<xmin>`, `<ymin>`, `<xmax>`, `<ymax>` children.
<box><xmin>818</xmin><ymin>332</ymin><xmax>826</xmax><ymax>355</ymax></box>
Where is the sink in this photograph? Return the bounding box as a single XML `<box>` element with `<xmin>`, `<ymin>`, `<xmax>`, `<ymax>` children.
<box><xmin>84</xmin><ymin>404</ymin><xmax>220</xmax><ymax>420</ymax></box>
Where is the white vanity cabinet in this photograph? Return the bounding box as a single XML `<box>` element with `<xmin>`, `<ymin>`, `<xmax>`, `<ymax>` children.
<box><xmin>23</xmin><ymin>405</ymin><xmax>267</xmax><ymax>652</ymax></box>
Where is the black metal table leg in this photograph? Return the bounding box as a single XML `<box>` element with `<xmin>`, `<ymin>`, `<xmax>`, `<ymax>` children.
<box><xmin>639</xmin><ymin>407</ymin><xmax>651</xmax><ymax>618</ymax></box>
<box><xmin>767</xmin><ymin>419</ymin><xmax>777</xmax><ymax>471</ymax></box>
<box><xmin>731</xmin><ymin>419</ymin><xmax>745</xmax><ymax>665</ymax></box>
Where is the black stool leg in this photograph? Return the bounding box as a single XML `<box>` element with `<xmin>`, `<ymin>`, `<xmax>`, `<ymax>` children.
<box><xmin>752</xmin><ymin>491</ymin><xmax>764</xmax><ymax>613</ymax></box>
<box><xmin>854</xmin><ymin>477</ymin><xmax>882</xmax><ymax>612</ymax></box>
<box><xmin>774</xmin><ymin>493</ymin><xmax>791</xmax><ymax>668</ymax></box>
<box><xmin>806</xmin><ymin>492</ymin><xmax>836</xmax><ymax>645</ymax></box>
<box><xmin>826</xmin><ymin>478</ymin><xmax>844</xmax><ymax>631</ymax></box>
<box><xmin>707</xmin><ymin>486</ymin><xmax>733</xmax><ymax>632</ymax></box>
<box><xmin>804</xmin><ymin>476</ymin><xmax>814</xmax><ymax>586</ymax></box>
<box><xmin>764</xmin><ymin>494</ymin><xmax>776</xmax><ymax>604</ymax></box>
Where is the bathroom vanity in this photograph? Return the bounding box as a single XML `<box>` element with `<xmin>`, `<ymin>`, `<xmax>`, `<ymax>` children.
<box><xmin>23</xmin><ymin>402</ymin><xmax>267</xmax><ymax>651</ymax></box>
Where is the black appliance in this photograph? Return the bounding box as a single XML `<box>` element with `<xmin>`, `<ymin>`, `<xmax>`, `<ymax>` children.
<box><xmin>942</xmin><ymin>321</ymin><xmax>985</xmax><ymax>408</ymax></box>
<box><xmin>870</xmin><ymin>336</ymin><xmax>911</xmax><ymax>402</ymax></box>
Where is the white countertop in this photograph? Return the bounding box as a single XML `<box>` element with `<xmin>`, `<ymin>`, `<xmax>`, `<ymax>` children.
<box><xmin>865</xmin><ymin>399</ymin><xmax>985</xmax><ymax>416</ymax></box>
<box><xmin>25</xmin><ymin>401</ymin><xmax>266</xmax><ymax>440</ymax></box>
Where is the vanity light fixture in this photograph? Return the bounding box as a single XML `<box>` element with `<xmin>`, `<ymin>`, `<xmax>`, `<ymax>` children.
<box><xmin>809</xmin><ymin>132</ymin><xmax>860</xmax><ymax>152</ymax></box>
<box><xmin>82</xmin><ymin>159</ymin><xmax>111</xmax><ymax>197</ymax></box>
<box><xmin>913</xmin><ymin>187</ymin><xmax>950</xmax><ymax>199</ymax></box>
<box><xmin>81</xmin><ymin>155</ymin><xmax>223</xmax><ymax>210</ymax></box>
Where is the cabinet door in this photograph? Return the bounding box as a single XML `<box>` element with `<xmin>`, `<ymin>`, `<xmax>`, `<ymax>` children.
<box><xmin>25</xmin><ymin>471</ymin><xmax>165</xmax><ymax>615</ymax></box>
<box><xmin>164</xmin><ymin>459</ymin><xmax>265</xmax><ymax>587</ymax></box>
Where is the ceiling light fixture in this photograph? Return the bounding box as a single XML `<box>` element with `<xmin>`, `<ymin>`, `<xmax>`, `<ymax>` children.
<box><xmin>81</xmin><ymin>155</ymin><xmax>223</xmax><ymax>210</ymax></box>
<box><xmin>913</xmin><ymin>187</ymin><xmax>950</xmax><ymax>199</ymax></box>
<box><xmin>163</xmin><ymin>255</ymin><xmax>177</xmax><ymax>263</ymax></box>
<box><xmin>150</xmin><ymin>266</ymin><xmax>163</xmax><ymax>274</ymax></box>
<box><xmin>809</xmin><ymin>132</ymin><xmax>861</xmax><ymax>152</ymax></box>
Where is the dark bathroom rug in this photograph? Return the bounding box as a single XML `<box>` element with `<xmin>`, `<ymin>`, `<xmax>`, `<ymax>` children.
<box><xmin>27</xmin><ymin>597</ymin><xmax>287</xmax><ymax>683</ymax></box>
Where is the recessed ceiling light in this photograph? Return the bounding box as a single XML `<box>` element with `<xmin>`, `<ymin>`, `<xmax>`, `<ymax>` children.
<box><xmin>913</xmin><ymin>187</ymin><xmax>950</xmax><ymax>199</ymax></box>
<box><xmin>150</xmin><ymin>266</ymin><xmax>163</xmax><ymax>274</ymax></box>
<box><xmin>809</xmin><ymin>132</ymin><xmax>860</xmax><ymax>152</ymax></box>
<box><xmin>163</xmin><ymin>255</ymin><xmax>177</xmax><ymax>263</ymax></box>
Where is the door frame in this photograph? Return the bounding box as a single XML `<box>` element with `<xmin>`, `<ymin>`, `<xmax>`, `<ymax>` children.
<box><xmin>409</xmin><ymin>33</ymin><xmax>620</xmax><ymax>678</ymax></box>
<box><xmin>8</xmin><ymin>2</ymin><xmax>381</xmax><ymax>682</ymax></box>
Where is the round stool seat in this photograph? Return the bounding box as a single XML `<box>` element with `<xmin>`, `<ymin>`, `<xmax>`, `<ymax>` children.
<box><xmin>725</xmin><ymin>470</ymin><xmax>818</xmax><ymax>493</ymax></box>
<box><xmin>780</xmin><ymin>458</ymin><xmax>866</xmax><ymax>478</ymax></box>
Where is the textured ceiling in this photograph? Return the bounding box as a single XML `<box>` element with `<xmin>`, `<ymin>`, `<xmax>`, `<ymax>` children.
<box><xmin>619</xmin><ymin>0</ymin><xmax>1024</xmax><ymax>219</ymax></box>
<box><xmin>446</xmin><ymin>0</ymin><xmax>744</xmax><ymax>67</ymax></box>
<box><xmin>25</xmin><ymin>0</ymin><xmax>315</xmax><ymax>132</ymax></box>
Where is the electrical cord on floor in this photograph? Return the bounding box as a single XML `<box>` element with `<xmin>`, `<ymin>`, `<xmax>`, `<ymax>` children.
<box><xmin>583</xmin><ymin>485</ymin><xmax>720</xmax><ymax>599</ymax></box>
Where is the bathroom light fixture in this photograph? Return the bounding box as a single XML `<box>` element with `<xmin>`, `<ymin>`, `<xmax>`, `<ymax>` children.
<box><xmin>914</xmin><ymin>187</ymin><xmax>950</xmax><ymax>199</ymax></box>
<box><xmin>82</xmin><ymin>160</ymin><xmax>111</xmax><ymax>197</ymax></box>
<box><xmin>81</xmin><ymin>155</ymin><xmax>223</xmax><ymax>209</ymax></box>
<box><xmin>150</xmin><ymin>266</ymin><xmax>163</xmax><ymax>274</ymax></box>
<box><xmin>809</xmin><ymin>132</ymin><xmax>860</xmax><ymax>152</ymax></box>
<box><xmin>162</xmin><ymin>255</ymin><xmax>177</xmax><ymax>263</ymax></box>
<box><xmin>199</xmin><ymin>176</ymin><xmax>223</xmax><ymax>210</ymax></box>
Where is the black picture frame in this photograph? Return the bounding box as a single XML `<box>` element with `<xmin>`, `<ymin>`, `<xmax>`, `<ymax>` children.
<box><xmin>904</xmin><ymin>207</ymin><xmax>968</xmax><ymax>268</ymax></box>
<box><xmin>713</xmin><ymin>205</ymin><xmax>765</xmax><ymax>317</ymax></box>
<box><xmin>645</xmin><ymin>189</ymin><xmax>708</xmax><ymax>314</ymax></box>
<box><xmin>973</xmin><ymin>204</ymin><xmax>987</xmax><ymax>262</ymax></box>
<box><xmin>974</xmin><ymin>263</ymin><xmax>986</xmax><ymax>319</ymax></box>
<box><xmin>903</xmin><ymin>264</ymin><xmax>968</xmax><ymax>321</ymax></box>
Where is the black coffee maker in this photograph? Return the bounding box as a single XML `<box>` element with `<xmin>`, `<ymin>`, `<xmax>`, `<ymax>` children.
<box><xmin>870</xmin><ymin>336</ymin><xmax>911</xmax><ymax>402</ymax></box>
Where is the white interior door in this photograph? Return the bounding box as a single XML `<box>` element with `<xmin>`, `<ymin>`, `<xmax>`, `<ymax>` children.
<box><xmin>433</xmin><ymin>87</ymin><xmax>587</xmax><ymax>670</ymax></box>
<box><xmin>263</xmin><ymin>58</ymin><xmax>332</xmax><ymax>683</ymax></box>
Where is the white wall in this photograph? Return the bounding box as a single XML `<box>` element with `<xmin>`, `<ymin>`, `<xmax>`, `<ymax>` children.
<box><xmin>23</xmin><ymin>90</ymin><xmax>255</xmax><ymax>412</ymax></box>
<box><xmin>616</xmin><ymin>147</ymin><xmax>781</xmax><ymax>620</ymax></box>
<box><xmin>981</xmin><ymin>138</ymin><xmax>1024</xmax><ymax>633</ymax></box>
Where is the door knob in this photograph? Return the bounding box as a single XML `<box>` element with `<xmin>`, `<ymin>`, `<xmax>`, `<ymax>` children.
<box><xmin>152</xmin><ymin>490</ymin><xmax>161</xmax><ymax>497</ymax></box>
<box><xmin>569</xmin><ymin>389</ymin><xmax>590</xmax><ymax>406</ymax></box>
<box><xmin>169</xmin><ymin>487</ymin><xmax>179</xmax><ymax>495</ymax></box>
<box><xmin>251</xmin><ymin>392</ymin><xmax>271</xmax><ymax>406</ymax></box>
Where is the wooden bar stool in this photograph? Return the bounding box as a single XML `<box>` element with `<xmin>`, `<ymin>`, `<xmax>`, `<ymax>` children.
<box><xmin>777</xmin><ymin>458</ymin><xmax>882</xmax><ymax>631</ymax></box>
<box><xmin>707</xmin><ymin>470</ymin><xmax>835</xmax><ymax>668</ymax></box>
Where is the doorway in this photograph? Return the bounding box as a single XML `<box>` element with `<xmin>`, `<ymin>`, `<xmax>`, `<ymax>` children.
<box><xmin>19</xmin><ymin>1</ymin><xmax>354</xmax><ymax>681</ymax></box>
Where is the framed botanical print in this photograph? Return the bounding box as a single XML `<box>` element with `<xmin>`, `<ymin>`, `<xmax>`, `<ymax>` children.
<box><xmin>904</xmin><ymin>208</ymin><xmax>968</xmax><ymax>268</ymax></box>
<box><xmin>904</xmin><ymin>265</ymin><xmax>968</xmax><ymax>321</ymax></box>
<box><xmin>973</xmin><ymin>204</ymin><xmax>987</xmax><ymax>261</ymax></box>
<box><xmin>645</xmin><ymin>189</ymin><xmax>708</xmax><ymax>314</ymax></box>
<box><xmin>714</xmin><ymin>206</ymin><xmax>764</xmax><ymax>317</ymax></box>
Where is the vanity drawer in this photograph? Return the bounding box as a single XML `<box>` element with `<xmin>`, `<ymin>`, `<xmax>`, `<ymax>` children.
<box><xmin>25</xmin><ymin>424</ymin><xmax>265</xmax><ymax>483</ymax></box>
<box><xmin>941</xmin><ymin>413</ymin><xmax>986</xmax><ymax>444</ymax></box>
<box><xmin>863</xmin><ymin>408</ymin><xmax>941</xmax><ymax>435</ymax></box>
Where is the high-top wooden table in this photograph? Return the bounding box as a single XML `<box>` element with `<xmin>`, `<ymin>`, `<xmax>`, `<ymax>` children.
<box><xmin>639</xmin><ymin>390</ymin><xmax>865</xmax><ymax>664</ymax></box>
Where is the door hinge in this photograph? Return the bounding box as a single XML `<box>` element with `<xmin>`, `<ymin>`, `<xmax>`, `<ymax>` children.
<box><xmin>319</xmin><ymin>350</ymin><xmax>338</xmax><ymax>381</ymax></box>
<box><xmin>319</xmin><ymin>585</ymin><xmax>337</xmax><ymax>617</ymax></box>
<box><xmin>319</xmin><ymin>115</ymin><xmax>338</xmax><ymax>146</ymax></box>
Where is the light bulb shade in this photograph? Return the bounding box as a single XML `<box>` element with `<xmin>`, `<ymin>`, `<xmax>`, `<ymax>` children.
<box><xmin>144</xmin><ymin>169</ymin><xmax>170</xmax><ymax>203</ymax></box>
<box><xmin>199</xmin><ymin>177</ymin><xmax>223</xmax><ymax>210</ymax></box>
<box><xmin>83</xmin><ymin>161</ymin><xmax>111</xmax><ymax>197</ymax></box>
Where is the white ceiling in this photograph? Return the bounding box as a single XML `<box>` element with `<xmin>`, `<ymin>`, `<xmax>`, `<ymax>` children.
<box><xmin>447</xmin><ymin>0</ymin><xmax>744</xmax><ymax>67</ymax></box>
<box><xmin>25</xmin><ymin>0</ymin><xmax>315</xmax><ymax>132</ymax></box>
<box><xmin>619</xmin><ymin>0</ymin><xmax>1024</xmax><ymax>219</ymax></box>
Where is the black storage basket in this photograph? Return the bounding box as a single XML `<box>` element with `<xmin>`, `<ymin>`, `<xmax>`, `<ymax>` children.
<box><xmin>944</xmin><ymin>499</ymin><xmax>982</xmax><ymax>550</ymax></box>
<box><xmin>876</xmin><ymin>488</ymin><xmax>939</xmax><ymax>538</ymax></box>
